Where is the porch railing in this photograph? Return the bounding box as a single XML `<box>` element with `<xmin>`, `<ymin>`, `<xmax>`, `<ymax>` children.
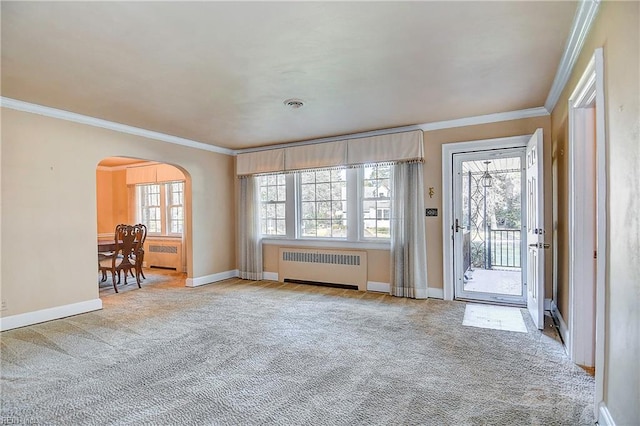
<box><xmin>488</xmin><ymin>227</ymin><xmax>521</xmax><ymax>268</ymax></box>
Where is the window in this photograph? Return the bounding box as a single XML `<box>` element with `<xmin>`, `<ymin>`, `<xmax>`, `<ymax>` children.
<box><xmin>299</xmin><ymin>169</ymin><xmax>347</xmax><ymax>238</ymax></box>
<box><xmin>257</xmin><ymin>164</ymin><xmax>392</xmax><ymax>242</ymax></box>
<box><xmin>138</xmin><ymin>184</ymin><xmax>161</xmax><ymax>233</ymax></box>
<box><xmin>258</xmin><ymin>175</ymin><xmax>287</xmax><ymax>236</ymax></box>
<box><xmin>136</xmin><ymin>181</ymin><xmax>184</xmax><ymax>236</ymax></box>
<box><xmin>167</xmin><ymin>182</ymin><xmax>184</xmax><ymax>234</ymax></box>
<box><xmin>362</xmin><ymin>164</ymin><xmax>391</xmax><ymax>238</ymax></box>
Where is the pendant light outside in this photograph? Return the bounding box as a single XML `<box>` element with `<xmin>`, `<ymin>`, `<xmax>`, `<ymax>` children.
<box><xmin>481</xmin><ymin>161</ymin><xmax>493</xmax><ymax>188</ymax></box>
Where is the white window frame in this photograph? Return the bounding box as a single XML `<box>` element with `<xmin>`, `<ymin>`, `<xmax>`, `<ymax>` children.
<box><xmin>166</xmin><ymin>181</ymin><xmax>185</xmax><ymax>236</ymax></box>
<box><xmin>260</xmin><ymin>166</ymin><xmax>391</xmax><ymax>249</ymax></box>
<box><xmin>359</xmin><ymin>164</ymin><xmax>391</xmax><ymax>241</ymax></box>
<box><xmin>137</xmin><ymin>183</ymin><xmax>162</xmax><ymax>234</ymax></box>
<box><xmin>258</xmin><ymin>174</ymin><xmax>289</xmax><ymax>237</ymax></box>
<box><xmin>297</xmin><ymin>168</ymin><xmax>349</xmax><ymax>240</ymax></box>
<box><xmin>136</xmin><ymin>181</ymin><xmax>184</xmax><ymax>237</ymax></box>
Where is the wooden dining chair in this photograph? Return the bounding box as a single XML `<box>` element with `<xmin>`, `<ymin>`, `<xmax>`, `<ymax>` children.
<box><xmin>130</xmin><ymin>223</ymin><xmax>147</xmax><ymax>281</ymax></box>
<box><xmin>98</xmin><ymin>224</ymin><xmax>142</xmax><ymax>293</ymax></box>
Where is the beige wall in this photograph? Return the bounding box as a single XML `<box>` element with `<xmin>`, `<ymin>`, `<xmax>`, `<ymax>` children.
<box><xmin>551</xmin><ymin>1</ymin><xmax>639</xmax><ymax>422</ymax></box>
<box><xmin>423</xmin><ymin>116</ymin><xmax>552</xmax><ymax>293</ymax></box>
<box><xmin>1</xmin><ymin>108</ymin><xmax>236</xmax><ymax>318</ymax></box>
<box><xmin>96</xmin><ymin>169</ymin><xmax>114</xmax><ymax>233</ymax></box>
<box><xmin>260</xmin><ymin>115</ymin><xmax>551</xmax><ymax>292</ymax></box>
<box><xmin>111</xmin><ymin>169</ymin><xmax>129</xmax><ymax>227</ymax></box>
<box><xmin>96</xmin><ymin>168</ymin><xmax>129</xmax><ymax>234</ymax></box>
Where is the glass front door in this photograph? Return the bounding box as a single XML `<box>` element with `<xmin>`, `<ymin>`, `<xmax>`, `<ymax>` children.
<box><xmin>453</xmin><ymin>148</ymin><xmax>526</xmax><ymax>305</ymax></box>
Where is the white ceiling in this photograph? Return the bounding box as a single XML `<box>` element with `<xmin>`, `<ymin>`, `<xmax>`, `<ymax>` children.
<box><xmin>1</xmin><ymin>2</ymin><xmax>577</xmax><ymax>150</ymax></box>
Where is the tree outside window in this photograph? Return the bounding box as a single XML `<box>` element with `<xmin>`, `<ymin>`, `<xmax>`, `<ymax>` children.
<box><xmin>362</xmin><ymin>164</ymin><xmax>391</xmax><ymax>238</ymax></box>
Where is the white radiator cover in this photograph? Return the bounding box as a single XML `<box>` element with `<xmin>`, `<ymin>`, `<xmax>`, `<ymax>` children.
<box><xmin>278</xmin><ymin>248</ymin><xmax>367</xmax><ymax>291</ymax></box>
<box><xmin>144</xmin><ymin>239</ymin><xmax>183</xmax><ymax>272</ymax></box>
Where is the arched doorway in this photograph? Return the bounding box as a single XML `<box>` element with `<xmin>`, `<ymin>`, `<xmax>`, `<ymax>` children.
<box><xmin>96</xmin><ymin>157</ymin><xmax>191</xmax><ymax>294</ymax></box>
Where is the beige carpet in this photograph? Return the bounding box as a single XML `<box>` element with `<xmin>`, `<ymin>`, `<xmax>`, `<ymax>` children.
<box><xmin>1</xmin><ymin>273</ymin><xmax>595</xmax><ymax>425</ymax></box>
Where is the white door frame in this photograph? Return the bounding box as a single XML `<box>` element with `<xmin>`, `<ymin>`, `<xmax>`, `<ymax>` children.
<box><xmin>451</xmin><ymin>148</ymin><xmax>527</xmax><ymax>305</ymax></box>
<box><xmin>442</xmin><ymin>135</ymin><xmax>529</xmax><ymax>301</ymax></box>
<box><xmin>567</xmin><ymin>48</ymin><xmax>606</xmax><ymax>417</ymax></box>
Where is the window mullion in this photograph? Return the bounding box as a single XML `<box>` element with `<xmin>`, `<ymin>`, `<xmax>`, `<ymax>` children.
<box><xmin>286</xmin><ymin>173</ymin><xmax>296</xmax><ymax>239</ymax></box>
<box><xmin>161</xmin><ymin>183</ymin><xmax>168</xmax><ymax>235</ymax></box>
<box><xmin>346</xmin><ymin>168</ymin><xmax>359</xmax><ymax>242</ymax></box>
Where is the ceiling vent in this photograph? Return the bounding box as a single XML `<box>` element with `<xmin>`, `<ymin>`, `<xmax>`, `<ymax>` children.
<box><xmin>283</xmin><ymin>98</ymin><xmax>304</xmax><ymax>109</ymax></box>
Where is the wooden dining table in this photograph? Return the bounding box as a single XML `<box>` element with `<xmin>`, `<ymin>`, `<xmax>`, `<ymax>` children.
<box><xmin>97</xmin><ymin>240</ymin><xmax>118</xmax><ymax>252</ymax></box>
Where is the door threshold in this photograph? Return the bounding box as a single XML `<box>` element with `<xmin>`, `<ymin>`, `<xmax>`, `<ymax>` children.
<box><xmin>455</xmin><ymin>297</ymin><xmax>526</xmax><ymax>308</ymax></box>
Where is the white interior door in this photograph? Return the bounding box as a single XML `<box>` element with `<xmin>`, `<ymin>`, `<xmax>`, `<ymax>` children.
<box><xmin>526</xmin><ymin>128</ymin><xmax>545</xmax><ymax>329</ymax></box>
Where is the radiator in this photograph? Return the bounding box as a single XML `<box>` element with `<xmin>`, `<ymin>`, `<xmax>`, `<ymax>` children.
<box><xmin>278</xmin><ymin>248</ymin><xmax>367</xmax><ymax>291</ymax></box>
<box><xmin>144</xmin><ymin>240</ymin><xmax>183</xmax><ymax>272</ymax></box>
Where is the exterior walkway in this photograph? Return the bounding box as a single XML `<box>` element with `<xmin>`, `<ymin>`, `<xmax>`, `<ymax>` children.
<box><xmin>463</xmin><ymin>268</ymin><xmax>522</xmax><ymax>296</ymax></box>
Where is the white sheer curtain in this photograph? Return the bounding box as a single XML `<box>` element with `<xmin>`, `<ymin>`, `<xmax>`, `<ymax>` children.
<box><xmin>238</xmin><ymin>176</ymin><xmax>263</xmax><ymax>280</ymax></box>
<box><xmin>390</xmin><ymin>162</ymin><xmax>428</xmax><ymax>298</ymax></box>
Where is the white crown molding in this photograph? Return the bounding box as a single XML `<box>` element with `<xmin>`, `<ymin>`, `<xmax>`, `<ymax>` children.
<box><xmin>417</xmin><ymin>107</ymin><xmax>549</xmax><ymax>132</ymax></box>
<box><xmin>0</xmin><ymin>97</ymin><xmax>235</xmax><ymax>156</ymax></box>
<box><xmin>3</xmin><ymin>101</ymin><xmax>549</xmax><ymax>158</ymax></box>
<box><xmin>544</xmin><ymin>0</ymin><xmax>601</xmax><ymax>112</ymax></box>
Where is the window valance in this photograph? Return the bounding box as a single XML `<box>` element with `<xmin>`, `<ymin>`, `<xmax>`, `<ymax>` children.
<box><xmin>236</xmin><ymin>130</ymin><xmax>423</xmax><ymax>176</ymax></box>
<box><xmin>126</xmin><ymin>163</ymin><xmax>185</xmax><ymax>185</ymax></box>
<box><xmin>235</xmin><ymin>149</ymin><xmax>285</xmax><ymax>176</ymax></box>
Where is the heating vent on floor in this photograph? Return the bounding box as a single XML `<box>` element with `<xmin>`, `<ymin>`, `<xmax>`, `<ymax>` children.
<box><xmin>278</xmin><ymin>248</ymin><xmax>367</xmax><ymax>291</ymax></box>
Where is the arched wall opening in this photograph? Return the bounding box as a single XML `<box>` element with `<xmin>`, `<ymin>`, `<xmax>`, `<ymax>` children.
<box><xmin>96</xmin><ymin>156</ymin><xmax>193</xmax><ymax>283</ymax></box>
<box><xmin>1</xmin><ymin>107</ymin><xmax>236</xmax><ymax>330</ymax></box>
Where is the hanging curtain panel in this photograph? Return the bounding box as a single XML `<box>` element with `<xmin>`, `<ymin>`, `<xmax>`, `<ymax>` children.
<box><xmin>238</xmin><ymin>176</ymin><xmax>263</xmax><ymax>281</ymax></box>
<box><xmin>390</xmin><ymin>162</ymin><xmax>428</xmax><ymax>299</ymax></box>
<box><xmin>236</xmin><ymin>148</ymin><xmax>285</xmax><ymax>176</ymax></box>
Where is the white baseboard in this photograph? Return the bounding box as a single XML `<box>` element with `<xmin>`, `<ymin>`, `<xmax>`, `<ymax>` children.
<box><xmin>186</xmin><ymin>269</ymin><xmax>239</xmax><ymax>287</ymax></box>
<box><xmin>598</xmin><ymin>402</ymin><xmax>616</xmax><ymax>426</ymax></box>
<box><xmin>550</xmin><ymin>300</ymin><xmax>570</xmax><ymax>353</ymax></box>
<box><xmin>366</xmin><ymin>281</ymin><xmax>444</xmax><ymax>299</ymax></box>
<box><xmin>0</xmin><ymin>298</ymin><xmax>103</xmax><ymax>332</ymax></box>
<box><xmin>367</xmin><ymin>281</ymin><xmax>390</xmax><ymax>293</ymax></box>
<box><xmin>428</xmin><ymin>287</ymin><xmax>444</xmax><ymax>299</ymax></box>
<box><xmin>263</xmin><ymin>271</ymin><xmax>279</xmax><ymax>281</ymax></box>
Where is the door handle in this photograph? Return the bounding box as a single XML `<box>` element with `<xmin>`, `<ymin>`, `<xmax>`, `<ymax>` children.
<box><xmin>454</xmin><ymin>219</ymin><xmax>463</xmax><ymax>232</ymax></box>
<box><xmin>528</xmin><ymin>243</ymin><xmax>550</xmax><ymax>249</ymax></box>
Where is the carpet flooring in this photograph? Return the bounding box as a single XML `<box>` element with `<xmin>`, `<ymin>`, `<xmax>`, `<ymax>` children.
<box><xmin>1</xmin><ymin>272</ymin><xmax>595</xmax><ymax>425</ymax></box>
